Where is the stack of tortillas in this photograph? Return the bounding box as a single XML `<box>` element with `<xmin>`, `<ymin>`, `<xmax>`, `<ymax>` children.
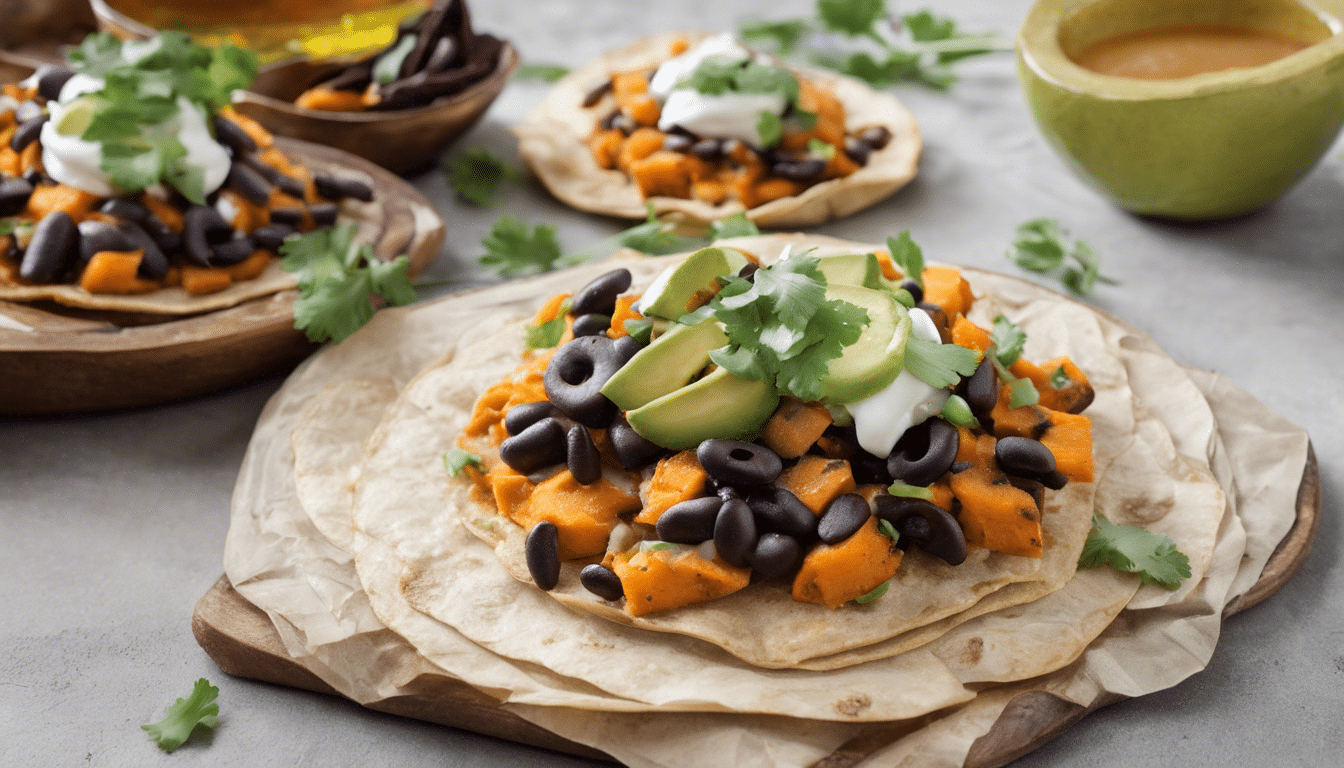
<box><xmin>221</xmin><ymin>234</ymin><xmax>1311</xmax><ymax>767</ymax></box>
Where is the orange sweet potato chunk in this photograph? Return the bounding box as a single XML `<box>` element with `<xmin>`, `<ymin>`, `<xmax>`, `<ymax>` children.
<box><xmin>295</xmin><ymin>87</ymin><xmax>372</xmax><ymax>112</ymax></box>
<box><xmin>1010</xmin><ymin>356</ymin><xmax>1095</xmax><ymax>414</ymax></box>
<box><xmin>776</xmin><ymin>455</ymin><xmax>856</xmax><ymax>515</ymax></box>
<box><xmin>179</xmin><ymin>265</ymin><xmax>233</xmax><ymax>296</ymax></box>
<box><xmin>759</xmin><ymin>397</ymin><xmax>833</xmax><ymax>459</ymax></box>
<box><xmin>512</xmin><ymin>471</ymin><xmax>640</xmax><ymax>561</ymax></box>
<box><xmin>636</xmin><ymin>451</ymin><xmax>708</xmax><ymax>525</ymax></box>
<box><xmin>617</xmin><ymin>128</ymin><xmax>667</xmax><ymax>173</ymax></box>
<box><xmin>606</xmin><ymin>294</ymin><xmax>643</xmax><ymax>339</ymax></box>
<box><xmin>629</xmin><ymin>151</ymin><xmax>691</xmax><ymax>198</ymax></box>
<box><xmin>948</xmin><ymin>432</ymin><xmax>1043</xmax><ymax>558</ymax></box>
<box><xmin>950</xmin><ymin>315</ymin><xmax>992</xmax><ymax>356</ymax></box>
<box><xmin>989</xmin><ymin>389</ymin><xmax>1094</xmax><ymax>482</ymax></box>
<box><xmin>792</xmin><ymin>517</ymin><xmax>902</xmax><ymax>608</ymax></box>
<box><xmin>79</xmin><ymin>251</ymin><xmax>158</xmax><ymax>295</ymax></box>
<box><xmin>614</xmin><ymin>548</ymin><xmax>750</xmax><ymax>617</ymax></box>
<box><xmin>921</xmin><ymin>266</ymin><xmax>974</xmax><ymax>317</ymax></box>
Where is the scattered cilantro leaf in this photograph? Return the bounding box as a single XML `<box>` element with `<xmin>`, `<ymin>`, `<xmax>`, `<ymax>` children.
<box><xmin>1049</xmin><ymin>365</ymin><xmax>1070</xmax><ymax>390</ymax></box>
<box><xmin>1006</xmin><ymin>218</ymin><xmax>1118</xmax><ymax>297</ymax></box>
<box><xmin>806</xmin><ymin>138</ymin><xmax>836</xmax><ymax>160</ymax></box>
<box><xmin>739</xmin><ymin>19</ymin><xmax>809</xmax><ymax>54</ymax></box>
<box><xmin>1079</xmin><ymin>514</ymin><xmax>1192</xmax><ymax>589</ymax></box>
<box><xmin>887</xmin><ymin>480</ymin><xmax>933</xmax><ymax>501</ymax></box>
<box><xmin>1008</xmin><ymin>376</ymin><xmax>1039</xmax><ymax>409</ymax></box>
<box><xmin>443</xmin><ymin>149</ymin><xmax>518</xmax><ymax>207</ymax></box>
<box><xmin>443</xmin><ymin>448</ymin><xmax>483</xmax><ymax>477</ymax></box>
<box><xmin>939</xmin><ymin>395</ymin><xmax>980</xmax><ymax>430</ymax></box>
<box><xmin>481</xmin><ymin>217</ymin><xmax>563</xmax><ymax>277</ymax></box>
<box><xmin>902</xmin><ymin>337</ymin><xmax>979</xmax><ymax>389</ymax></box>
<box><xmin>886</xmin><ymin>232</ymin><xmax>924</xmax><ymax>288</ymax></box>
<box><xmin>855</xmin><ymin>579</ymin><xmax>890</xmax><ymax>604</ymax></box>
<box><xmin>612</xmin><ymin>203</ymin><xmax>701</xmax><ymax>256</ymax></box>
<box><xmin>280</xmin><ymin>223</ymin><xmax>416</xmax><ymax>343</ymax></box>
<box><xmin>512</xmin><ymin>62</ymin><xmax>570</xmax><ymax>82</ymax></box>
<box><xmin>877</xmin><ymin>518</ymin><xmax>901</xmax><ymax>540</ymax></box>
<box><xmin>818</xmin><ymin>0</ymin><xmax>887</xmax><ymax>37</ymax></box>
<box><xmin>624</xmin><ymin>317</ymin><xmax>655</xmax><ymax>344</ymax></box>
<box><xmin>525</xmin><ymin>298</ymin><xmax>571</xmax><ymax>350</ymax></box>
<box><xmin>141</xmin><ymin>678</ymin><xmax>218</xmax><ymax>753</ymax></box>
<box><xmin>988</xmin><ymin>315</ymin><xmax>1026</xmax><ymax>367</ymax></box>
<box><xmin>709</xmin><ymin>212</ymin><xmax>761</xmax><ymax>241</ymax></box>
<box><xmin>756</xmin><ymin>110</ymin><xmax>784</xmax><ymax>148</ymax></box>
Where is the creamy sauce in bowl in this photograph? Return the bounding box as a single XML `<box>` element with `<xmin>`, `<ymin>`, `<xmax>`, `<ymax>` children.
<box><xmin>1073</xmin><ymin>25</ymin><xmax>1310</xmax><ymax>79</ymax></box>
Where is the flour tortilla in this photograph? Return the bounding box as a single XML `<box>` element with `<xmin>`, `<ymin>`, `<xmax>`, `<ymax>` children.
<box><xmin>514</xmin><ymin>33</ymin><xmax>921</xmax><ymax>227</ymax></box>
<box><xmin>343</xmin><ymin>235</ymin><xmax>1219</xmax><ymax>678</ymax></box>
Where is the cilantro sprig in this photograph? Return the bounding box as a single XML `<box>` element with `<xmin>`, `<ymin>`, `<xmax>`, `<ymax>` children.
<box><xmin>885</xmin><ymin>231</ymin><xmax>924</xmax><ymax>288</ymax></box>
<box><xmin>480</xmin><ymin>217</ymin><xmax>565</xmax><ymax>277</ymax></box>
<box><xmin>678</xmin><ymin>59</ymin><xmax>809</xmax><ymax>148</ymax></box>
<box><xmin>1006</xmin><ymin>218</ymin><xmax>1118</xmax><ymax>296</ymax></box>
<box><xmin>141</xmin><ymin>678</ymin><xmax>219</xmax><ymax>753</ymax></box>
<box><xmin>985</xmin><ymin>315</ymin><xmax>1039</xmax><ymax>408</ymax></box>
<box><xmin>678</xmin><ymin>254</ymin><xmax>868</xmax><ymax>402</ymax></box>
<box><xmin>280</xmin><ymin>223</ymin><xmax>416</xmax><ymax>344</ymax></box>
<box><xmin>1079</xmin><ymin>514</ymin><xmax>1192</xmax><ymax>589</ymax></box>
<box><xmin>442</xmin><ymin>150</ymin><xmax>520</xmax><ymax>207</ymax></box>
<box><xmin>443</xmin><ymin>448</ymin><xmax>483</xmax><ymax>476</ymax></box>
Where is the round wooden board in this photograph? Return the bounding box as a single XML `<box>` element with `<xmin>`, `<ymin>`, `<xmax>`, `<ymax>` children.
<box><xmin>0</xmin><ymin>138</ymin><xmax>445</xmax><ymax>415</ymax></box>
<box><xmin>191</xmin><ymin>444</ymin><xmax>1320</xmax><ymax>768</ymax></box>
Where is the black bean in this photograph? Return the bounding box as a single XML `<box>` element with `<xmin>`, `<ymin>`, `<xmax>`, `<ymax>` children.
<box><xmin>860</xmin><ymin>126</ymin><xmax>892</xmax><ymax>149</ymax></box>
<box><xmin>817</xmin><ymin>493</ymin><xmax>870</xmax><ymax>545</ymax></box>
<box><xmin>11</xmin><ymin>114</ymin><xmax>48</xmax><ymax>152</ymax></box>
<box><xmin>571</xmin><ymin>268</ymin><xmax>632</xmax><ymax>316</ymax></box>
<box><xmin>269</xmin><ymin>207</ymin><xmax>306</xmax><ymax>226</ymax></box>
<box><xmin>250</xmin><ymin>223</ymin><xmax>295</xmax><ymax>251</ymax></box>
<box><xmin>770</xmin><ymin>158</ymin><xmax>827</xmax><ymax>181</ymax></box>
<box><xmin>874</xmin><ymin>495</ymin><xmax>966</xmax><ymax>565</ymax></box>
<box><xmin>314</xmin><ymin>175</ymin><xmax>374</xmax><ymax>202</ymax></box>
<box><xmin>309</xmin><ymin>203</ymin><xmax>340</xmax><ymax>227</ymax></box>
<box><xmin>22</xmin><ymin>169</ymin><xmax>43</xmax><ymax>186</ymax></box>
<box><xmin>751</xmin><ymin>533</ymin><xmax>804</xmax><ymax>579</ymax></box>
<box><xmin>656</xmin><ymin>496</ymin><xmax>722</xmax><ymax>544</ymax></box>
<box><xmin>611</xmin><ymin>334</ymin><xmax>644</xmax><ymax>366</ymax></box>
<box><xmin>713</xmin><ymin>498</ymin><xmax>756</xmax><ymax>568</ymax></box>
<box><xmin>99</xmin><ymin>198</ymin><xmax>150</xmax><ymax>223</ymax></box>
<box><xmin>499</xmin><ymin>416</ymin><xmax>567</xmax><ymax>474</ymax></box>
<box><xmin>579</xmin><ymin>563</ymin><xmax>624</xmax><ymax>601</ymax></box>
<box><xmin>210</xmin><ymin>237</ymin><xmax>256</xmax><ymax>266</ymax></box>
<box><xmin>34</xmin><ymin>65</ymin><xmax>75</xmax><ymax>102</ymax></box>
<box><xmin>505</xmin><ymin>401</ymin><xmax>558</xmax><ymax>436</ymax></box>
<box><xmin>211</xmin><ymin>114</ymin><xmax>258</xmax><ymax>156</ymax></box>
<box><xmin>525</xmin><ymin>521</ymin><xmax>561</xmax><ymax>590</ymax></box>
<box><xmin>950</xmin><ymin>460</ymin><xmax>973</xmax><ymax>474</ymax></box>
<box><xmin>737</xmin><ymin>262</ymin><xmax>759</xmax><ymax>280</ymax></box>
<box><xmin>689</xmin><ymin>139</ymin><xmax>724</xmax><ymax>160</ymax></box>
<box><xmin>599</xmin><ymin>110</ymin><xmax>621</xmax><ymax>130</ymax></box>
<box><xmin>19</xmin><ymin>211</ymin><xmax>76</xmax><ymax>283</ymax></box>
<box><xmin>608</xmin><ymin>413</ymin><xmax>665</xmax><ymax>470</ymax></box>
<box><xmin>116</xmin><ymin>223</ymin><xmax>169</xmax><ymax>281</ymax></box>
<box><xmin>662</xmin><ymin>134</ymin><xmax>694</xmax><ymax>153</ymax></box>
<box><xmin>275</xmin><ymin>175</ymin><xmax>307</xmax><ymax>199</ymax></box>
<box><xmin>900</xmin><ymin>279</ymin><xmax>923</xmax><ymax>304</ymax></box>
<box><xmin>182</xmin><ymin>205</ymin><xmax>233</xmax><ymax>267</ymax></box>
<box><xmin>1012</xmin><ymin>468</ymin><xmax>1069</xmax><ymax>490</ymax></box>
<box><xmin>916</xmin><ymin>302</ymin><xmax>948</xmax><ymax>337</ymax></box>
<box><xmin>582</xmin><ymin>79</ymin><xmax>614</xmax><ymax>108</ymax></box>
<box><xmin>746</xmin><ymin>485</ymin><xmax>816</xmax><ymax>542</ymax></box>
<box><xmin>566</xmin><ymin>425</ymin><xmax>602</xmax><ymax>485</ymax></box>
<box><xmin>959</xmin><ymin>357</ymin><xmax>999</xmax><ymax>417</ymax></box>
<box><xmin>571</xmin><ymin>313</ymin><xmax>610</xmax><ymax>337</ymax></box>
<box><xmin>850</xmin><ymin>449</ymin><xmax>892</xmax><ymax>485</ymax></box>
<box><xmin>887</xmin><ymin>418</ymin><xmax>959</xmax><ymax>487</ymax></box>
<box><xmin>697</xmin><ymin>439</ymin><xmax>782</xmax><ymax>486</ymax></box>
<box><xmin>240</xmin><ymin>154</ymin><xmax>281</xmax><ymax>182</ymax></box>
<box><xmin>543</xmin><ymin>335</ymin><xmax>623</xmax><ymax>428</ymax></box>
<box><xmin>14</xmin><ymin>100</ymin><xmax>43</xmax><ymax>125</ymax></box>
<box><xmin>711</xmin><ymin>481</ymin><xmax>740</xmax><ymax>501</ymax></box>
<box><xmin>76</xmin><ymin>220</ymin><xmax>136</xmax><ymax>267</ymax></box>
<box><xmin>224</xmin><ymin>161</ymin><xmax>272</xmax><ymax>206</ymax></box>
<box><xmin>843</xmin><ymin>135</ymin><xmax>871</xmax><ymax>165</ymax></box>
<box><xmin>0</xmin><ymin>177</ymin><xmax>34</xmax><ymax>217</ymax></box>
<box><xmin>995</xmin><ymin>436</ymin><xmax>1056</xmax><ymax>476</ymax></box>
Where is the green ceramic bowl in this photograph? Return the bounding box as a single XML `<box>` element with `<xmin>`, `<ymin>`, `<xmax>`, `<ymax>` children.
<box><xmin>1019</xmin><ymin>0</ymin><xmax>1344</xmax><ymax>220</ymax></box>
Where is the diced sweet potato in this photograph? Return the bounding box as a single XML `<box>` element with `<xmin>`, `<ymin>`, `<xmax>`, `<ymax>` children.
<box><xmin>295</xmin><ymin>87</ymin><xmax>372</xmax><ymax>112</ymax></box>
<box><xmin>223</xmin><ymin>250</ymin><xmax>273</xmax><ymax>281</ymax></box>
<box><xmin>948</xmin><ymin>431</ymin><xmax>1043</xmax><ymax>558</ymax></box>
<box><xmin>606</xmin><ymin>294</ymin><xmax>643</xmax><ymax>339</ymax></box>
<box><xmin>614</xmin><ymin>548</ymin><xmax>749</xmax><ymax>616</ymax></box>
<box><xmin>512</xmin><ymin>471</ymin><xmax>640</xmax><ymax>561</ymax></box>
<box><xmin>636</xmin><ymin>450</ymin><xmax>708</xmax><ymax>525</ymax></box>
<box><xmin>792</xmin><ymin>516</ymin><xmax>902</xmax><ymax>608</ymax></box>
<box><xmin>588</xmin><ymin>128</ymin><xmax>625</xmax><ymax>170</ymax></box>
<box><xmin>617</xmin><ymin>128</ymin><xmax>667</xmax><ymax>173</ymax></box>
<box><xmin>776</xmin><ymin>455</ymin><xmax>856</xmax><ymax>515</ymax></box>
<box><xmin>179</xmin><ymin>265</ymin><xmax>233</xmax><ymax>295</ymax></box>
<box><xmin>751</xmin><ymin>177</ymin><xmax>804</xmax><ymax>205</ymax></box>
<box><xmin>989</xmin><ymin>389</ymin><xmax>1094</xmax><ymax>482</ymax></box>
<box><xmin>759</xmin><ymin>397</ymin><xmax>833</xmax><ymax>459</ymax></box>
<box><xmin>533</xmin><ymin>292</ymin><xmax>573</xmax><ymax>325</ymax></box>
<box><xmin>921</xmin><ymin>266</ymin><xmax>974</xmax><ymax>318</ymax></box>
<box><xmin>950</xmin><ymin>315</ymin><xmax>992</xmax><ymax>356</ymax></box>
<box><xmin>25</xmin><ymin>184</ymin><xmax>101</xmax><ymax>223</ymax></box>
<box><xmin>1010</xmin><ymin>356</ymin><xmax>1095</xmax><ymax>414</ymax></box>
<box><xmin>629</xmin><ymin>150</ymin><xmax>691</xmax><ymax>198</ymax></box>
<box><xmin>690</xmin><ymin>179</ymin><xmax>728</xmax><ymax>204</ymax></box>
<box><xmin>78</xmin><ymin>250</ymin><xmax>158</xmax><ymax>295</ymax></box>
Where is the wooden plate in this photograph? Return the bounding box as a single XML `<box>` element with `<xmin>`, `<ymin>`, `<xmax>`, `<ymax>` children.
<box><xmin>0</xmin><ymin>138</ymin><xmax>445</xmax><ymax>415</ymax></box>
<box><xmin>192</xmin><ymin>447</ymin><xmax>1319</xmax><ymax>767</ymax></box>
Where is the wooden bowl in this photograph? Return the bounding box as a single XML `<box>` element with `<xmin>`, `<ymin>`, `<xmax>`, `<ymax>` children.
<box><xmin>0</xmin><ymin>138</ymin><xmax>446</xmax><ymax>415</ymax></box>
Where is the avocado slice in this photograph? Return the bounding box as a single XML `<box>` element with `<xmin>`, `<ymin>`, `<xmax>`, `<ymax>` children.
<box><xmin>816</xmin><ymin>284</ymin><xmax>911</xmax><ymax>404</ymax></box>
<box><xmin>815</xmin><ymin>252</ymin><xmax>888</xmax><ymax>291</ymax></box>
<box><xmin>626</xmin><ymin>366</ymin><xmax>779</xmax><ymax>450</ymax></box>
<box><xmin>638</xmin><ymin>246</ymin><xmax>749</xmax><ymax>320</ymax></box>
<box><xmin>601</xmin><ymin>318</ymin><xmax>729</xmax><ymax>411</ymax></box>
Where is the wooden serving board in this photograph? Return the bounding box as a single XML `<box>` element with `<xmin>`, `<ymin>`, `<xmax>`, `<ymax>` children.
<box><xmin>193</xmin><ymin>449</ymin><xmax>1319</xmax><ymax>768</ymax></box>
<box><xmin>0</xmin><ymin>138</ymin><xmax>445</xmax><ymax>415</ymax></box>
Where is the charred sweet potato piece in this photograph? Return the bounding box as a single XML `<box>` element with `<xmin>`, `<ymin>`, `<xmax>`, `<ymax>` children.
<box><xmin>792</xmin><ymin>516</ymin><xmax>902</xmax><ymax>608</ymax></box>
<box><xmin>636</xmin><ymin>450</ymin><xmax>708</xmax><ymax>525</ymax></box>
<box><xmin>776</xmin><ymin>455</ymin><xmax>856</xmax><ymax>514</ymax></box>
<box><xmin>1010</xmin><ymin>356</ymin><xmax>1095</xmax><ymax>414</ymax></box>
<box><xmin>948</xmin><ymin>429</ymin><xmax>1043</xmax><ymax>558</ymax></box>
<box><xmin>614</xmin><ymin>547</ymin><xmax>750</xmax><ymax>617</ymax></box>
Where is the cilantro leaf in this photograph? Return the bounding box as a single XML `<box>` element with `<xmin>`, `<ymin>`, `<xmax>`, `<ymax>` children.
<box><xmin>525</xmin><ymin>298</ymin><xmax>570</xmax><ymax>350</ymax></box>
<box><xmin>709</xmin><ymin>212</ymin><xmax>761</xmax><ymax>240</ymax></box>
<box><xmin>855</xmin><ymin>579</ymin><xmax>890</xmax><ymax>604</ymax></box>
<box><xmin>1079</xmin><ymin>514</ymin><xmax>1192</xmax><ymax>589</ymax></box>
<box><xmin>612</xmin><ymin>203</ymin><xmax>701</xmax><ymax>255</ymax></box>
<box><xmin>736</xmin><ymin>61</ymin><xmax>801</xmax><ymax>100</ymax></box>
<box><xmin>0</xmin><ymin>220</ymin><xmax>13</xmax><ymax>235</ymax></box>
<box><xmin>513</xmin><ymin>63</ymin><xmax>570</xmax><ymax>82</ymax></box>
<box><xmin>902</xmin><ymin>337</ymin><xmax>979</xmax><ymax>389</ymax></box>
<box><xmin>821</xmin><ymin>51</ymin><xmax>918</xmax><ymax>88</ymax></box>
<box><xmin>141</xmin><ymin>678</ymin><xmax>218</xmax><ymax>753</ymax></box>
<box><xmin>739</xmin><ymin>19</ymin><xmax>810</xmax><ymax>54</ymax></box>
<box><xmin>818</xmin><ymin>0</ymin><xmax>887</xmax><ymax>36</ymax></box>
<box><xmin>1006</xmin><ymin>218</ymin><xmax>1118</xmax><ymax>297</ymax></box>
<box><xmin>444</xmin><ymin>149</ymin><xmax>518</xmax><ymax>207</ymax></box>
<box><xmin>988</xmin><ymin>315</ymin><xmax>1026</xmax><ymax>367</ymax></box>
<box><xmin>481</xmin><ymin>217</ymin><xmax>563</xmax><ymax>277</ymax></box>
<box><xmin>886</xmin><ymin>232</ymin><xmax>924</xmax><ymax>287</ymax></box>
<box><xmin>281</xmin><ymin>224</ymin><xmax>416</xmax><ymax>343</ymax></box>
<box><xmin>887</xmin><ymin>480</ymin><xmax>933</xmax><ymax>500</ymax></box>
<box><xmin>756</xmin><ymin>111</ymin><xmax>784</xmax><ymax>148</ymax></box>
<box><xmin>939</xmin><ymin>395</ymin><xmax>980</xmax><ymax>429</ymax></box>
<box><xmin>806</xmin><ymin>138</ymin><xmax>836</xmax><ymax>159</ymax></box>
<box><xmin>877</xmin><ymin>518</ymin><xmax>901</xmax><ymax>540</ymax></box>
<box><xmin>1050</xmin><ymin>365</ymin><xmax>1070</xmax><ymax>390</ymax></box>
<box><xmin>443</xmin><ymin>448</ymin><xmax>483</xmax><ymax>477</ymax></box>
<box><xmin>1008</xmin><ymin>376</ymin><xmax>1039</xmax><ymax>409</ymax></box>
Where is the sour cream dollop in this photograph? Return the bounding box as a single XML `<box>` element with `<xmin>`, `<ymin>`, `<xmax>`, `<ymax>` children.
<box><xmin>845</xmin><ymin>308</ymin><xmax>952</xmax><ymax>458</ymax></box>
<box><xmin>648</xmin><ymin>34</ymin><xmax>788</xmax><ymax>149</ymax></box>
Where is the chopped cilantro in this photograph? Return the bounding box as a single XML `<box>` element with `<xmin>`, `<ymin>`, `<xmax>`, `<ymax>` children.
<box><xmin>443</xmin><ymin>149</ymin><xmax>518</xmax><ymax>207</ymax></box>
<box><xmin>512</xmin><ymin>62</ymin><xmax>570</xmax><ymax>82</ymax></box>
<box><xmin>141</xmin><ymin>678</ymin><xmax>218</xmax><ymax>753</ymax></box>
<box><xmin>988</xmin><ymin>315</ymin><xmax>1026</xmax><ymax>367</ymax></box>
<box><xmin>902</xmin><ymin>336</ymin><xmax>979</xmax><ymax>389</ymax></box>
<box><xmin>938</xmin><ymin>395</ymin><xmax>980</xmax><ymax>430</ymax></box>
<box><xmin>481</xmin><ymin>217</ymin><xmax>564</xmax><ymax>277</ymax></box>
<box><xmin>886</xmin><ymin>480</ymin><xmax>933</xmax><ymax>501</ymax></box>
<box><xmin>1006</xmin><ymin>218</ymin><xmax>1118</xmax><ymax>297</ymax></box>
<box><xmin>877</xmin><ymin>518</ymin><xmax>901</xmax><ymax>540</ymax></box>
<box><xmin>1050</xmin><ymin>365</ymin><xmax>1070</xmax><ymax>390</ymax></box>
<box><xmin>280</xmin><ymin>223</ymin><xmax>416</xmax><ymax>344</ymax></box>
<box><xmin>685</xmin><ymin>254</ymin><xmax>868</xmax><ymax>402</ymax></box>
<box><xmin>0</xmin><ymin>219</ymin><xmax>14</xmax><ymax>235</ymax></box>
<box><xmin>739</xmin><ymin>19</ymin><xmax>810</xmax><ymax>54</ymax></box>
<box><xmin>610</xmin><ymin>203</ymin><xmax>701</xmax><ymax>256</ymax></box>
<box><xmin>855</xmin><ymin>579</ymin><xmax>890</xmax><ymax>604</ymax></box>
<box><xmin>525</xmin><ymin>298</ymin><xmax>570</xmax><ymax>350</ymax></box>
<box><xmin>756</xmin><ymin>110</ymin><xmax>784</xmax><ymax>148</ymax></box>
<box><xmin>709</xmin><ymin>212</ymin><xmax>762</xmax><ymax>240</ymax></box>
<box><xmin>818</xmin><ymin>0</ymin><xmax>888</xmax><ymax>37</ymax></box>
<box><xmin>885</xmin><ymin>232</ymin><xmax>924</xmax><ymax>288</ymax></box>
<box><xmin>806</xmin><ymin>138</ymin><xmax>836</xmax><ymax>159</ymax></box>
<box><xmin>1079</xmin><ymin>514</ymin><xmax>1192</xmax><ymax>589</ymax></box>
<box><xmin>443</xmin><ymin>448</ymin><xmax>483</xmax><ymax>477</ymax></box>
